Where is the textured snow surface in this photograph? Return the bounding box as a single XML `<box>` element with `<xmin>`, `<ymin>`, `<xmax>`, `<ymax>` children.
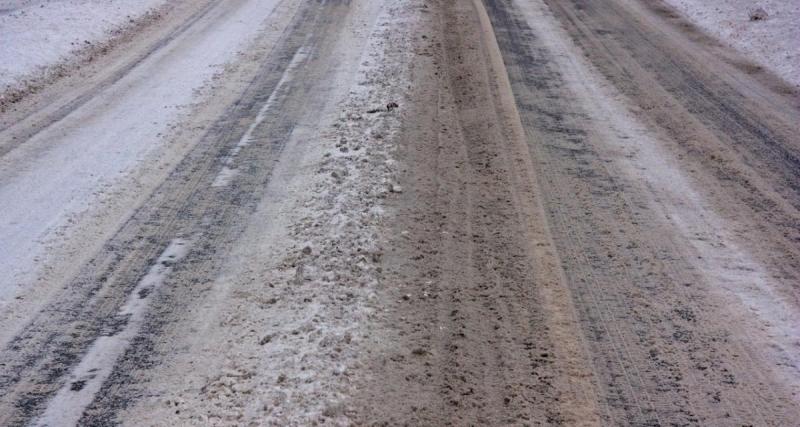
<box><xmin>0</xmin><ymin>0</ymin><xmax>166</xmax><ymax>90</ymax></box>
<box><xmin>663</xmin><ymin>0</ymin><xmax>800</xmax><ymax>86</ymax></box>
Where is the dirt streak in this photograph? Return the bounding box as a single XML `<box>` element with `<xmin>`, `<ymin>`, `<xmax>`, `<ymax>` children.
<box><xmin>351</xmin><ymin>0</ymin><xmax>601</xmax><ymax>424</ymax></box>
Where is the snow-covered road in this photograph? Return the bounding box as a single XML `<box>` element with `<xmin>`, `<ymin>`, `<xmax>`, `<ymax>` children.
<box><xmin>0</xmin><ymin>0</ymin><xmax>798</xmax><ymax>425</ymax></box>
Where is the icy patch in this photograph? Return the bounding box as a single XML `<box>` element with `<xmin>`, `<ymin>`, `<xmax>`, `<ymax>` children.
<box><xmin>240</xmin><ymin>44</ymin><xmax>310</xmax><ymax>148</ymax></box>
<box><xmin>211</xmin><ymin>166</ymin><xmax>238</xmax><ymax>188</ymax></box>
<box><xmin>221</xmin><ymin>44</ymin><xmax>310</xmax><ymax>171</ymax></box>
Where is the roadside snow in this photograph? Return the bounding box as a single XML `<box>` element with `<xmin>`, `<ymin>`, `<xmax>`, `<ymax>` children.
<box><xmin>0</xmin><ymin>0</ymin><xmax>167</xmax><ymax>91</ymax></box>
<box><xmin>662</xmin><ymin>0</ymin><xmax>800</xmax><ymax>87</ymax></box>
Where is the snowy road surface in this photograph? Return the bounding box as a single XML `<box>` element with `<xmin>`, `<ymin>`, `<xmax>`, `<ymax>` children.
<box><xmin>0</xmin><ymin>0</ymin><xmax>798</xmax><ymax>425</ymax></box>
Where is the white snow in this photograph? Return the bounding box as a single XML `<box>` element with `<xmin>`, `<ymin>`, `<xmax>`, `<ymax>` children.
<box><xmin>0</xmin><ymin>0</ymin><xmax>168</xmax><ymax>91</ymax></box>
<box><xmin>662</xmin><ymin>0</ymin><xmax>800</xmax><ymax>87</ymax></box>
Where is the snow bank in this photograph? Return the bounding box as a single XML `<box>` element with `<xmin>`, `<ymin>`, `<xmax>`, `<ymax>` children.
<box><xmin>662</xmin><ymin>0</ymin><xmax>800</xmax><ymax>87</ymax></box>
<box><xmin>0</xmin><ymin>0</ymin><xmax>167</xmax><ymax>90</ymax></box>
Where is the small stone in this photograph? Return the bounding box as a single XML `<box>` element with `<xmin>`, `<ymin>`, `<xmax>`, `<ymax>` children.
<box><xmin>749</xmin><ymin>7</ymin><xmax>768</xmax><ymax>21</ymax></box>
<box><xmin>302</xmin><ymin>245</ymin><xmax>312</xmax><ymax>255</ymax></box>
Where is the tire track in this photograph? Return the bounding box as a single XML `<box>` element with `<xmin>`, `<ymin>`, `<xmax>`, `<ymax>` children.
<box><xmin>484</xmin><ymin>0</ymin><xmax>800</xmax><ymax>424</ymax></box>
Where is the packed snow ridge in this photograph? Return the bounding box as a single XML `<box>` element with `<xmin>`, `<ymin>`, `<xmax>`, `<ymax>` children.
<box><xmin>0</xmin><ymin>0</ymin><xmax>167</xmax><ymax>91</ymax></box>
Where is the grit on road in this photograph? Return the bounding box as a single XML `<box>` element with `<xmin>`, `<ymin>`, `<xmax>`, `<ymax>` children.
<box><xmin>0</xmin><ymin>0</ymin><xmax>797</xmax><ymax>425</ymax></box>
